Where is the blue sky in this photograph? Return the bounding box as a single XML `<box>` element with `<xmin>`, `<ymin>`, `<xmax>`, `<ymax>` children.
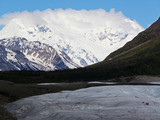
<box><xmin>0</xmin><ymin>0</ymin><xmax>160</xmax><ymax>28</ymax></box>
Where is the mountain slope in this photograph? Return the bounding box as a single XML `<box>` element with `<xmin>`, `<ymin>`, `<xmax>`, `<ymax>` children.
<box><xmin>0</xmin><ymin>37</ymin><xmax>78</xmax><ymax>71</ymax></box>
<box><xmin>0</xmin><ymin>44</ymin><xmax>44</xmax><ymax>71</ymax></box>
<box><xmin>0</xmin><ymin>9</ymin><xmax>143</xmax><ymax>67</ymax></box>
<box><xmin>104</xmin><ymin>17</ymin><xmax>160</xmax><ymax>63</ymax></box>
<box><xmin>51</xmin><ymin>17</ymin><xmax>160</xmax><ymax>81</ymax></box>
<box><xmin>106</xmin><ymin>17</ymin><xmax>160</xmax><ymax>61</ymax></box>
<box><xmin>85</xmin><ymin>17</ymin><xmax>160</xmax><ymax>78</ymax></box>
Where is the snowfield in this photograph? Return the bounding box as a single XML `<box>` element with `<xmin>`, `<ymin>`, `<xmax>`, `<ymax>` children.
<box><xmin>6</xmin><ymin>85</ymin><xmax>160</xmax><ymax>120</ymax></box>
<box><xmin>0</xmin><ymin>9</ymin><xmax>144</xmax><ymax>67</ymax></box>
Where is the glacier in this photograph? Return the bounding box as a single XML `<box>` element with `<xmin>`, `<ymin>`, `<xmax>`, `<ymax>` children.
<box><xmin>6</xmin><ymin>85</ymin><xmax>160</xmax><ymax>120</ymax></box>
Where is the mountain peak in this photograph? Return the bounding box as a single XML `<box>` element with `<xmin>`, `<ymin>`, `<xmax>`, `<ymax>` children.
<box><xmin>0</xmin><ymin>10</ymin><xmax>144</xmax><ymax>67</ymax></box>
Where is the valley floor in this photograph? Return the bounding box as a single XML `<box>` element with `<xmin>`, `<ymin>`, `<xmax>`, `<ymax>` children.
<box><xmin>0</xmin><ymin>81</ymin><xmax>107</xmax><ymax>120</ymax></box>
<box><xmin>5</xmin><ymin>85</ymin><xmax>160</xmax><ymax>120</ymax></box>
<box><xmin>1</xmin><ymin>75</ymin><xmax>160</xmax><ymax>120</ymax></box>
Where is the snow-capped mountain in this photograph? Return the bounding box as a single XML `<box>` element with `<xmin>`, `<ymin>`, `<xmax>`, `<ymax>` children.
<box><xmin>0</xmin><ymin>37</ymin><xmax>78</xmax><ymax>71</ymax></box>
<box><xmin>0</xmin><ymin>9</ymin><xmax>144</xmax><ymax>68</ymax></box>
<box><xmin>0</xmin><ymin>44</ymin><xmax>45</xmax><ymax>71</ymax></box>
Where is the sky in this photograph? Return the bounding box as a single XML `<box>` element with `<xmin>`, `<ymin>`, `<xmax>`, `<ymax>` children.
<box><xmin>0</xmin><ymin>0</ymin><xmax>160</xmax><ymax>29</ymax></box>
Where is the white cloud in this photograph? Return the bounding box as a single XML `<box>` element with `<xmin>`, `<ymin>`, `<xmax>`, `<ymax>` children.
<box><xmin>0</xmin><ymin>8</ymin><xmax>143</xmax><ymax>32</ymax></box>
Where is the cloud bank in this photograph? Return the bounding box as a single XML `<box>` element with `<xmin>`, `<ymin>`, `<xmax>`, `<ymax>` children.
<box><xmin>0</xmin><ymin>8</ymin><xmax>143</xmax><ymax>32</ymax></box>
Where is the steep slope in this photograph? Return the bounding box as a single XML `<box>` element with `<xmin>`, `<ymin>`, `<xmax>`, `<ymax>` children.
<box><xmin>0</xmin><ymin>9</ymin><xmax>143</xmax><ymax>67</ymax></box>
<box><xmin>0</xmin><ymin>44</ymin><xmax>44</xmax><ymax>71</ymax></box>
<box><xmin>86</xmin><ymin>17</ymin><xmax>160</xmax><ymax>78</ymax></box>
<box><xmin>0</xmin><ymin>37</ymin><xmax>78</xmax><ymax>71</ymax></box>
<box><xmin>106</xmin><ymin>17</ymin><xmax>160</xmax><ymax>60</ymax></box>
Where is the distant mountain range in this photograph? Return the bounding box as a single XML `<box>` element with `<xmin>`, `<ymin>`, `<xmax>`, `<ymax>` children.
<box><xmin>41</xmin><ymin>17</ymin><xmax>160</xmax><ymax>82</ymax></box>
<box><xmin>0</xmin><ymin>37</ymin><xmax>78</xmax><ymax>71</ymax></box>
<box><xmin>0</xmin><ymin>10</ymin><xmax>143</xmax><ymax>71</ymax></box>
<box><xmin>0</xmin><ymin>17</ymin><xmax>159</xmax><ymax>83</ymax></box>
